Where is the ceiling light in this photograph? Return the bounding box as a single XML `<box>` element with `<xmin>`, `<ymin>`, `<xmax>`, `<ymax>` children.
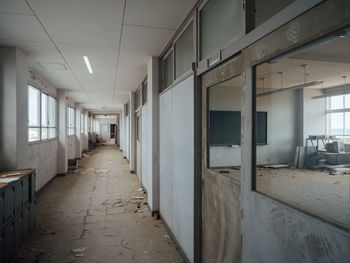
<box><xmin>83</xmin><ymin>56</ymin><xmax>93</xmax><ymax>74</ymax></box>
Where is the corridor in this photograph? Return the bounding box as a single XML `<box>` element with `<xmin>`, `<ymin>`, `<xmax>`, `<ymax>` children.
<box><xmin>15</xmin><ymin>146</ymin><xmax>183</xmax><ymax>263</ymax></box>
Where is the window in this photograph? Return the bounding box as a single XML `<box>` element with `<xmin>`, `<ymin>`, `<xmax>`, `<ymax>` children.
<box><xmin>175</xmin><ymin>21</ymin><xmax>194</xmax><ymax>79</ymax></box>
<box><xmin>28</xmin><ymin>85</ymin><xmax>41</xmax><ymax>142</ymax></box>
<box><xmin>68</xmin><ymin>106</ymin><xmax>75</xmax><ymax>136</ymax></box>
<box><xmin>142</xmin><ymin>80</ymin><xmax>148</xmax><ymax>105</ymax></box>
<box><xmin>199</xmin><ymin>0</ymin><xmax>244</xmax><ymax>60</ymax></box>
<box><xmin>135</xmin><ymin>87</ymin><xmax>142</xmax><ymax>110</ymax></box>
<box><xmin>253</xmin><ymin>30</ymin><xmax>350</xmax><ymax>229</ymax></box>
<box><xmin>81</xmin><ymin>113</ymin><xmax>84</xmax><ymax>134</ymax></box>
<box><xmin>326</xmin><ymin>94</ymin><xmax>350</xmax><ymax>143</ymax></box>
<box><xmin>162</xmin><ymin>50</ymin><xmax>174</xmax><ymax>91</ymax></box>
<box><xmin>28</xmin><ymin>85</ymin><xmax>56</xmax><ymax>142</ymax></box>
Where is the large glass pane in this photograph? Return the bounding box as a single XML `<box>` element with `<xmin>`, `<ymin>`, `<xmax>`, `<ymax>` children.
<box><xmin>208</xmin><ymin>76</ymin><xmax>241</xmax><ymax>177</ymax></box>
<box><xmin>330</xmin><ymin>95</ymin><xmax>344</xmax><ymax>110</ymax></box>
<box><xmin>28</xmin><ymin>128</ymin><xmax>40</xmax><ymax>142</ymax></box>
<box><xmin>175</xmin><ymin>22</ymin><xmax>193</xmax><ymax>79</ymax></box>
<box><xmin>162</xmin><ymin>51</ymin><xmax>173</xmax><ymax>90</ymax></box>
<box><xmin>329</xmin><ymin>112</ymin><xmax>344</xmax><ymax>135</ymax></box>
<box><xmin>200</xmin><ymin>0</ymin><xmax>243</xmax><ymax>59</ymax></box>
<box><xmin>48</xmin><ymin>96</ymin><xmax>56</xmax><ymax>128</ymax></box>
<box><xmin>345</xmin><ymin>94</ymin><xmax>350</xmax><ymax>108</ymax></box>
<box><xmin>48</xmin><ymin>128</ymin><xmax>56</xmax><ymax>139</ymax></box>
<box><xmin>41</xmin><ymin>127</ymin><xmax>48</xmax><ymax>140</ymax></box>
<box><xmin>28</xmin><ymin>85</ymin><xmax>40</xmax><ymax>127</ymax></box>
<box><xmin>41</xmin><ymin>93</ymin><xmax>48</xmax><ymax>127</ymax></box>
<box><xmin>254</xmin><ymin>31</ymin><xmax>350</xmax><ymax>229</ymax></box>
<box><xmin>254</xmin><ymin>0</ymin><xmax>295</xmax><ymax>28</ymax></box>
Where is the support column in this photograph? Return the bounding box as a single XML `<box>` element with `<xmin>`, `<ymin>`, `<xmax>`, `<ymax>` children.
<box><xmin>130</xmin><ymin>92</ymin><xmax>136</xmax><ymax>172</ymax></box>
<box><xmin>147</xmin><ymin>57</ymin><xmax>160</xmax><ymax>212</ymax></box>
<box><xmin>57</xmin><ymin>89</ymin><xmax>68</xmax><ymax>174</ymax></box>
<box><xmin>0</xmin><ymin>47</ymin><xmax>28</xmax><ymax>169</ymax></box>
<box><xmin>75</xmin><ymin>104</ymin><xmax>82</xmax><ymax>158</ymax></box>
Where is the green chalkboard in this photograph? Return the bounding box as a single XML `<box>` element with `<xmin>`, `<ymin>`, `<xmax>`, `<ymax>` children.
<box><xmin>209</xmin><ymin>111</ymin><xmax>267</xmax><ymax>145</ymax></box>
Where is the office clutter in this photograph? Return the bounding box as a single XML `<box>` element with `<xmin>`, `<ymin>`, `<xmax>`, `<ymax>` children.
<box><xmin>295</xmin><ymin>135</ymin><xmax>350</xmax><ymax>174</ymax></box>
<box><xmin>0</xmin><ymin>169</ymin><xmax>36</xmax><ymax>262</ymax></box>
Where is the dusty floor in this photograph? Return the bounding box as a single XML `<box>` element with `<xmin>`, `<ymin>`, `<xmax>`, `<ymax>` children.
<box><xmin>15</xmin><ymin>145</ymin><xmax>184</xmax><ymax>263</ymax></box>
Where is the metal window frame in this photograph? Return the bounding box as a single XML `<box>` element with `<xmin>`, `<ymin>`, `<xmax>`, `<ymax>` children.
<box><xmin>28</xmin><ymin>84</ymin><xmax>57</xmax><ymax>143</ymax></box>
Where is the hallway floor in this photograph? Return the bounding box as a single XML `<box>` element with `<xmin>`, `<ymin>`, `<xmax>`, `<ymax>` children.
<box><xmin>15</xmin><ymin>146</ymin><xmax>184</xmax><ymax>263</ymax></box>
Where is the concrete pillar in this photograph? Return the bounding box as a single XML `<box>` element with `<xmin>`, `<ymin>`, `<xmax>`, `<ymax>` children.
<box><xmin>0</xmin><ymin>47</ymin><xmax>28</xmax><ymax>170</ymax></box>
<box><xmin>147</xmin><ymin>57</ymin><xmax>160</xmax><ymax>212</ymax></box>
<box><xmin>57</xmin><ymin>89</ymin><xmax>68</xmax><ymax>174</ymax></box>
<box><xmin>130</xmin><ymin>92</ymin><xmax>136</xmax><ymax>172</ymax></box>
<box><xmin>75</xmin><ymin>104</ymin><xmax>81</xmax><ymax>158</ymax></box>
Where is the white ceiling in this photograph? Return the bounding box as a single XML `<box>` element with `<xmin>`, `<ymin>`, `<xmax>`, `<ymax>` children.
<box><xmin>0</xmin><ymin>0</ymin><xmax>196</xmax><ymax>112</ymax></box>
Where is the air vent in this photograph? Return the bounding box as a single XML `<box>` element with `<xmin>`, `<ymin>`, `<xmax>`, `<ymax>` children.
<box><xmin>38</xmin><ymin>62</ymin><xmax>67</xmax><ymax>70</ymax></box>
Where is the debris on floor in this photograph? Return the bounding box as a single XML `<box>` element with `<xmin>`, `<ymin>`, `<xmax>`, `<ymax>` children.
<box><xmin>131</xmin><ymin>196</ymin><xmax>144</xmax><ymax>200</ymax></box>
<box><xmin>39</xmin><ymin>228</ymin><xmax>56</xmax><ymax>236</ymax></box>
<box><xmin>82</xmin><ymin>153</ymin><xmax>90</xmax><ymax>158</ymax></box>
<box><xmin>69</xmin><ymin>247</ymin><xmax>88</xmax><ymax>257</ymax></box>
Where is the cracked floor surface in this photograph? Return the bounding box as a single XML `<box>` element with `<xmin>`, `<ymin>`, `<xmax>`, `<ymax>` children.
<box><xmin>15</xmin><ymin>145</ymin><xmax>184</xmax><ymax>263</ymax></box>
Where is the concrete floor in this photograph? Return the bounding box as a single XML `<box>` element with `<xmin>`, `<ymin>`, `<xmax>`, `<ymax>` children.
<box><xmin>15</xmin><ymin>145</ymin><xmax>184</xmax><ymax>263</ymax></box>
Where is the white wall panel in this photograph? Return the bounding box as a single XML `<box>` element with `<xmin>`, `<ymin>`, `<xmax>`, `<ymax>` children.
<box><xmin>28</xmin><ymin>139</ymin><xmax>58</xmax><ymax>190</ymax></box>
<box><xmin>141</xmin><ymin>105</ymin><xmax>149</xmax><ymax>190</ymax></box>
<box><xmin>67</xmin><ymin>135</ymin><xmax>76</xmax><ymax>159</ymax></box>
<box><xmin>159</xmin><ymin>90</ymin><xmax>173</xmax><ymax>227</ymax></box>
<box><xmin>159</xmin><ymin>75</ymin><xmax>194</xmax><ymax>262</ymax></box>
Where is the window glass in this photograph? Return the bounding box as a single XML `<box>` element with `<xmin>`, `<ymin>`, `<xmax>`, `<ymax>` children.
<box><xmin>28</xmin><ymin>86</ymin><xmax>40</xmax><ymax>127</ymax></box>
<box><xmin>200</xmin><ymin>0</ymin><xmax>243</xmax><ymax>60</ymax></box>
<box><xmin>68</xmin><ymin>106</ymin><xmax>75</xmax><ymax>135</ymax></box>
<box><xmin>48</xmin><ymin>96</ymin><xmax>56</xmax><ymax>128</ymax></box>
<box><xmin>175</xmin><ymin>22</ymin><xmax>193</xmax><ymax>79</ymax></box>
<box><xmin>254</xmin><ymin>32</ymin><xmax>350</xmax><ymax>229</ymax></box>
<box><xmin>162</xmin><ymin>51</ymin><xmax>174</xmax><ymax>90</ymax></box>
<box><xmin>28</xmin><ymin>86</ymin><xmax>41</xmax><ymax>142</ymax></box>
<box><xmin>330</xmin><ymin>95</ymin><xmax>344</xmax><ymax>110</ymax></box>
<box><xmin>254</xmin><ymin>0</ymin><xmax>295</xmax><ymax>28</ymax></box>
<box><xmin>142</xmin><ymin>81</ymin><xmax>148</xmax><ymax>105</ymax></box>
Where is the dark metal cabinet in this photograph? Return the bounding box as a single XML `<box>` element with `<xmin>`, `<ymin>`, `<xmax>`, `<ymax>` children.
<box><xmin>0</xmin><ymin>169</ymin><xmax>36</xmax><ymax>263</ymax></box>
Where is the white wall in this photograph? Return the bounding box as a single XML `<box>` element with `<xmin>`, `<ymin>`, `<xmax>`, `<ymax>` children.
<box><xmin>159</xmin><ymin>75</ymin><xmax>194</xmax><ymax>262</ymax></box>
<box><xmin>125</xmin><ymin>115</ymin><xmax>130</xmax><ymax>160</ymax></box>
<box><xmin>141</xmin><ymin>104</ymin><xmax>149</xmax><ymax>190</ymax></box>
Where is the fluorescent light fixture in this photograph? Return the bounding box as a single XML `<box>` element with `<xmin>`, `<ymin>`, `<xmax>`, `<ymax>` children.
<box><xmin>83</xmin><ymin>56</ymin><xmax>93</xmax><ymax>74</ymax></box>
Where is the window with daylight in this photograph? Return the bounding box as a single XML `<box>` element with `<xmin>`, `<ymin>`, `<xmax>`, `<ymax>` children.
<box><xmin>326</xmin><ymin>95</ymin><xmax>350</xmax><ymax>143</ymax></box>
<box><xmin>28</xmin><ymin>85</ymin><xmax>41</xmax><ymax>142</ymax></box>
<box><xmin>68</xmin><ymin>106</ymin><xmax>75</xmax><ymax>136</ymax></box>
<box><xmin>254</xmin><ymin>28</ymin><xmax>350</xmax><ymax>229</ymax></box>
<box><xmin>81</xmin><ymin>113</ymin><xmax>84</xmax><ymax>134</ymax></box>
<box><xmin>28</xmin><ymin>85</ymin><xmax>56</xmax><ymax>142</ymax></box>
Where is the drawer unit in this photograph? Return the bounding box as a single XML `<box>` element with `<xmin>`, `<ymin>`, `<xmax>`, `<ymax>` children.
<box><xmin>4</xmin><ymin>222</ymin><xmax>14</xmax><ymax>263</ymax></box>
<box><xmin>14</xmin><ymin>214</ymin><xmax>22</xmax><ymax>249</ymax></box>
<box><xmin>4</xmin><ymin>186</ymin><xmax>14</xmax><ymax>225</ymax></box>
<box><xmin>22</xmin><ymin>176</ymin><xmax>29</xmax><ymax>206</ymax></box>
<box><xmin>14</xmin><ymin>179</ymin><xmax>23</xmax><ymax>214</ymax></box>
<box><xmin>0</xmin><ymin>192</ymin><xmax>4</xmax><ymax>230</ymax></box>
<box><xmin>22</xmin><ymin>205</ymin><xmax>30</xmax><ymax>241</ymax></box>
<box><xmin>0</xmin><ymin>169</ymin><xmax>36</xmax><ymax>262</ymax></box>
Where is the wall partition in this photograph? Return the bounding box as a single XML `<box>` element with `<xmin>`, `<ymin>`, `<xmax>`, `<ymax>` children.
<box><xmin>159</xmin><ymin>75</ymin><xmax>194</xmax><ymax>262</ymax></box>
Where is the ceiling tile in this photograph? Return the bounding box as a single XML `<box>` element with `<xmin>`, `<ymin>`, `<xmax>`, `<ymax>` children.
<box><xmin>0</xmin><ymin>13</ymin><xmax>50</xmax><ymax>42</ymax></box>
<box><xmin>0</xmin><ymin>0</ymin><xmax>33</xmax><ymax>15</ymax></box>
<box><xmin>119</xmin><ymin>48</ymin><xmax>154</xmax><ymax>68</ymax></box>
<box><xmin>116</xmin><ymin>67</ymin><xmax>147</xmax><ymax>91</ymax></box>
<box><xmin>71</xmin><ymin>65</ymin><xmax>116</xmax><ymax>87</ymax></box>
<box><xmin>27</xmin><ymin>0</ymin><xmax>124</xmax><ymax>46</ymax></box>
<box><xmin>121</xmin><ymin>25</ymin><xmax>175</xmax><ymax>52</ymax></box>
<box><xmin>58</xmin><ymin>44</ymin><xmax>118</xmax><ymax>67</ymax></box>
<box><xmin>124</xmin><ymin>0</ymin><xmax>196</xmax><ymax>29</ymax></box>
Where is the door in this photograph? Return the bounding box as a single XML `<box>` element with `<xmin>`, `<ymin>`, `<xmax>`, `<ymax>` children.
<box><xmin>136</xmin><ymin>112</ymin><xmax>142</xmax><ymax>181</ymax></box>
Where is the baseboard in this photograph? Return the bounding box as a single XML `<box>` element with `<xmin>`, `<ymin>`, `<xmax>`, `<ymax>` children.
<box><xmin>160</xmin><ymin>213</ymin><xmax>191</xmax><ymax>263</ymax></box>
<box><xmin>56</xmin><ymin>173</ymin><xmax>67</xmax><ymax>177</ymax></box>
<box><xmin>131</xmin><ymin>170</ymin><xmax>135</xmax><ymax>174</ymax></box>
